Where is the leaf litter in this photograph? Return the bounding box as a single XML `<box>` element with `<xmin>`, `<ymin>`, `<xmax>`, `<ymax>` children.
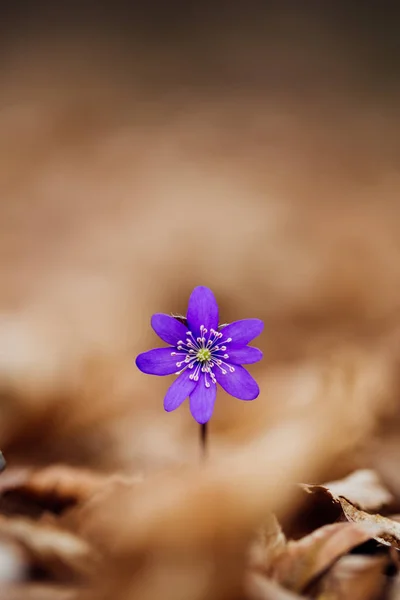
<box><xmin>2</xmin><ymin>439</ymin><xmax>400</xmax><ymax>599</ymax></box>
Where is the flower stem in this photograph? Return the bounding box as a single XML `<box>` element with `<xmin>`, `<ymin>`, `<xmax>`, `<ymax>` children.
<box><xmin>200</xmin><ymin>423</ymin><xmax>208</xmax><ymax>459</ymax></box>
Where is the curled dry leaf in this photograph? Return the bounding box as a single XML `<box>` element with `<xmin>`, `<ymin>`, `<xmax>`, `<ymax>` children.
<box><xmin>339</xmin><ymin>496</ymin><xmax>400</xmax><ymax>549</ymax></box>
<box><xmin>245</xmin><ymin>572</ymin><xmax>305</xmax><ymax>600</ymax></box>
<box><xmin>302</xmin><ymin>469</ymin><xmax>394</xmax><ymax>511</ymax></box>
<box><xmin>388</xmin><ymin>571</ymin><xmax>400</xmax><ymax>600</ymax></box>
<box><xmin>0</xmin><ymin>514</ymin><xmax>98</xmax><ymax>581</ymax></box>
<box><xmin>314</xmin><ymin>554</ymin><xmax>389</xmax><ymax>600</ymax></box>
<box><xmin>0</xmin><ymin>465</ymin><xmax>142</xmax><ymax>518</ymax></box>
<box><xmin>0</xmin><ymin>537</ymin><xmax>29</xmax><ymax>583</ymax></box>
<box><xmin>0</xmin><ymin>583</ymin><xmax>77</xmax><ymax>600</ymax></box>
<box><xmin>248</xmin><ymin>513</ymin><xmax>286</xmax><ymax>570</ymax></box>
<box><xmin>15</xmin><ymin>465</ymin><xmax>142</xmax><ymax>503</ymax></box>
<box><xmin>269</xmin><ymin>522</ymin><xmax>378</xmax><ymax>593</ymax></box>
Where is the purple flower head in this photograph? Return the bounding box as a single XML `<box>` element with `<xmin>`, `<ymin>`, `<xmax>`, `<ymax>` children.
<box><xmin>135</xmin><ymin>286</ymin><xmax>263</xmax><ymax>424</ymax></box>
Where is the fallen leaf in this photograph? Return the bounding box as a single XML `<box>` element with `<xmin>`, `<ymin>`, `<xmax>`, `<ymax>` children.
<box><xmin>248</xmin><ymin>513</ymin><xmax>286</xmax><ymax>570</ymax></box>
<box><xmin>302</xmin><ymin>469</ymin><xmax>393</xmax><ymax>511</ymax></box>
<box><xmin>0</xmin><ymin>537</ymin><xmax>28</xmax><ymax>583</ymax></box>
<box><xmin>0</xmin><ymin>465</ymin><xmax>142</xmax><ymax>518</ymax></box>
<box><xmin>245</xmin><ymin>572</ymin><xmax>306</xmax><ymax>600</ymax></box>
<box><xmin>0</xmin><ymin>514</ymin><xmax>98</xmax><ymax>581</ymax></box>
<box><xmin>0</xmin><ymin>584</ymin><xmax>77</xmax><ymax>600</ymax></box>
<box><xmin>339</xmin><ymin>496</ymin><xmax>400</xmax><ymax>549</ymax></box>
<box><xmin>388</xmin><ymin>571</ymin><xmax>400</xmax><ymax>599</ymax></box>
<box><xmin>314</xmin><ymin>554</ymin><xmax>388</xmax><ymax>600</ymax></box>
<box><xmin>269</xmin><ymin>522</ymin><xmax>378</xmax><ymax>593</ymax></box>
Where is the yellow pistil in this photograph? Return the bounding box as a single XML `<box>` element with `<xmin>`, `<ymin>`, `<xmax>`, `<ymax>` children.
<box><xmin>197</xmin><ymin>348</ymin><xmax>211</xmax><ymax>363</ymax></box>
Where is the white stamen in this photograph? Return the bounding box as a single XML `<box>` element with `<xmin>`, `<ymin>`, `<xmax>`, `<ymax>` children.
<box><xmin>169</xmin><ymin>321</ymin><xmax>237</xmax><ymax>382</ymax></box>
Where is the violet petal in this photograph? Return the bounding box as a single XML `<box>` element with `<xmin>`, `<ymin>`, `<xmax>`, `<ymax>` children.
<box><xmin>164</xmin><ymin>370</ymin><xmax>197</xmax><ymax>412</ymax></box>
<box><xmin>189</xmin><ymin>378</ymin><xmax>217</xmax><ymax>424</ymax></box>
<box><xmin>225</xmin><ymin>346</ymin><xmax>263</xmax><ymax>365</ymax></box>
<box><xmin>220</xmin><ymin>319</ymin><xmax>263</xmax><ymax>346</ymax></box>
<box><xmin>135</xmin><ymin>348</ymin><xmax>180</xmax><ymax>376</ymax></box>
<box><xmin>187</xmin><ymin>286</ymin><xmax>219</xmax><ymax>336</ymax></box>
<box><xmin>151</xmin><ymin>313</ymin><xmax>188</xmax><ymax>346</ymax></box>
<box><xmin>215</xmin><ymin>364</ymin><xmax>259</xmax><ymax>400</ymax></box>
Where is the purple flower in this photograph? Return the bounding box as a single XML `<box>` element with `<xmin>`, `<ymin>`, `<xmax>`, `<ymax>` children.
<box><xmin>135</xmin><ymin>286</ymin><xmax>263</xmax><ymax>424</ymax></box>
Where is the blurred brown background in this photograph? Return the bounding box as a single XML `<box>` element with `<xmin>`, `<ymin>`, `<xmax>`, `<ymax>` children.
<box><xmin>3</xmin><ymin>3</ymin><xmax>400</xmax><ymax>599</ymax></box>
<box><xmin>1</xmin><ymin>1</ymin><xmax>400</xmax><ymax>479</ymax></box>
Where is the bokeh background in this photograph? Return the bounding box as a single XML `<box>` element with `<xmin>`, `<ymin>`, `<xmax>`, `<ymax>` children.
<box><xmin>2</xmin><ymin>4</ymin><xmax>400</xmax><ymax>597</ymax></box>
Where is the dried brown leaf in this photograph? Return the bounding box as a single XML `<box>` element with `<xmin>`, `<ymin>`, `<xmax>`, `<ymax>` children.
<box><xmin>0</xmin><ymin>537</ymin><xmax>29</xmax><ymax>583</ymax></box>
<box><xmin>0</xmin><ymin>465</ymin><xmax>141</xmax><ymax>518</ymax></box>
<box><xmin>245</xmin><ymin>572</ymin><xmax>306</xmax><ymax>600</ymax></box>
<box><xmin>269</xmin><ymin>522</ymin><xmax>377</xmax><ymax>593</ymax></box>
<box><xmin>302</xmin><ymin>469</ymin><xmax>393</xmax><ymax>511</ymax></box>
<box><xmin>0</xmin><ymin>584</ymin><xmax>77</xmax><ymax>600</ymax></box>
<box><xmin>0</xmin><ymin>515</ymin><xmax>98</xmax><ymax>581</ymax></box>
<box><xmin>338</xmin><ymin>496</ymin><xmax>400</xmax><ymax>549</ymax></box>
<box><xmin>388</xmin><ymin>572</ymin><xmax>400</xmax><ymax>599</ymax></box>
<box><xmin>314</xmin><ymin>554</ymin><xmax>388</xmax><ymax>600</ymax></box>
<box><xmin>248</xmin><ymin>514</ymin><xmax>286</xmax><ymax>570</ymax></box>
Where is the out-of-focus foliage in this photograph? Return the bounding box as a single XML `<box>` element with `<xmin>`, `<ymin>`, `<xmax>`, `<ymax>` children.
<box><xmin>2</xmin><ymin>4</ymin><xmax>400</xmax><ymax>599</ymax></box>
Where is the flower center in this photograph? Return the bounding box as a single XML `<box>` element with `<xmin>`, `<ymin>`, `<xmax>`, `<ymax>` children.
<box><xmin>171</xmin><ymin>324</ymin><xmax>235</xmax><ymax>387</ymax></box>
<box><xmin>197</xmin><ymin>348</ymin><xmax>211</xmax><ymax>363</ymax></box>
